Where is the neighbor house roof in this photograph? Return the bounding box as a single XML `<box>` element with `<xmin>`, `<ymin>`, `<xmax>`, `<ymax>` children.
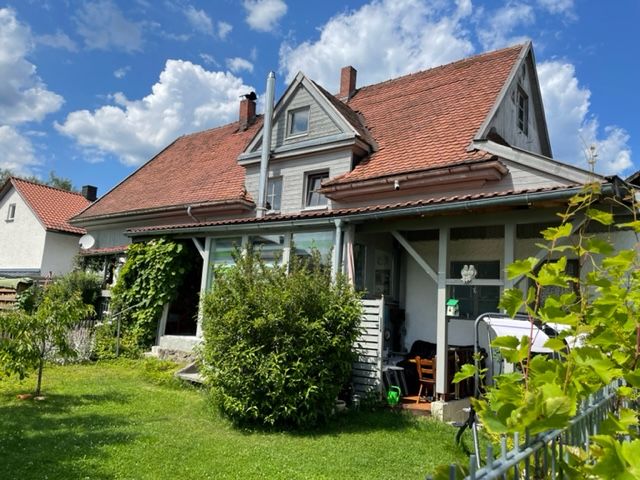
<box><xmin>324</xmin><ymin>43</ymin><xmax>524</xmax><ymax>186</ymax></box>
<box><xmin>4</xmin><ymin>178</ymin><xmax>91</xmax><ymax>235</ymax></box>
<box><xmin>74</xmin><ymin>120</ymin><xmax>262</xmax><ymax>221</ymax></box>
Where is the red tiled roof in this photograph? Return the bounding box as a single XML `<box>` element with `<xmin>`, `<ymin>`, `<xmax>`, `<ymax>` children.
<box><xmin>79</xmin><ymin>245</ymin><xmax>128</xmax><ymax>256</ymax></box>
<box><xmin>10</xmin><ymin>178</ymin><xmax>91</xmax><ymax>235</ymax></box>
<box><xmin>325</xmin><ymin>44</ymin><xmax>525</xmax><ymax>185</ymax></box>
<box><xmin>75</xmin><ymin>120</ymin><xmax>263</xmax><ymax>220</ymax></box>
<box><xmin>127</xmin><ymin>184</ymin><xmax>583</xmax><ymax>234</ymax></box>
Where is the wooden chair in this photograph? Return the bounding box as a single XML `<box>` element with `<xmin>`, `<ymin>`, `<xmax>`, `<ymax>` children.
<box><xmin>414</xmin><ymin>356</ymin><xmax>436</xmax><ymax>403</ymax></box>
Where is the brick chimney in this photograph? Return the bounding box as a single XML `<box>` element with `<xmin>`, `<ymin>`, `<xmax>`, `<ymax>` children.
<box><xmin>239</xmin><ymin>93</ymin><xmax>257</xmax><ymax>130</ymax></box>
<box><xmin>339</xmin><ymin>66</ymin><xmax>357</xmax><ymax>100</ymax></box>
<box><xmin>81</xmin><ymin>185</ymin><xmax>97</xmax><ymax>202</ymax></box>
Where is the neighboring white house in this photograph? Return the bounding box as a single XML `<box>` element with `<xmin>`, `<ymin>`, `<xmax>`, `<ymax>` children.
<box><xmin>0</xmin><ymin>177</ymin><xmax>94</xmax><ymax>278</ymax></box>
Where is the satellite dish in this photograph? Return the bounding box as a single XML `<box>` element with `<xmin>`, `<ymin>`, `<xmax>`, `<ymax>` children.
<box><xmin>79</xmin><ymin>234</ymin><xmax>96</xmax><ymax>250</ymax></box>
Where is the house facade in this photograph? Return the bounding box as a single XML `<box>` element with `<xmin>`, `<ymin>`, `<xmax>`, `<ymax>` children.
<box><xmin>71</xmin><ymin>42</ymin><xmax>637</xmax><ymax>418</ymax></box>
<box><xmin>0</xmin><ymin>178</ymin><xmax>94</xmax><ymax>278</ymax></box>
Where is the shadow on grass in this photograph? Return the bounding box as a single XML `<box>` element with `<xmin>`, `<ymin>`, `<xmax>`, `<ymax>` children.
<box><xmin>0</xmin><ymin>392</ymin><xmax>136</xmax><ymax>480</ymax></box>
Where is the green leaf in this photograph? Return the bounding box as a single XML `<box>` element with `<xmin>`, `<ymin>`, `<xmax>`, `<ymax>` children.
<box><xmin>617</xmin><ymin>220</ymin><xmax>640</xmax><ymax>233</ymax></box>
<box><xmin>544</xmin><ymin>337</ymin><xmax>567</xmax><ymax>352</ymax></box>
<box><xmin>499</xmin><ymin>288</ymin><xmax>525</xmax><ymax>317</ymax></box>
<box><xmin>491</xmin><ymin>335</ymin><xmax>520</xmax><ymax>349</ymax></box>
<box><xmin>506</xmin><ymin>258</ymin><xmax>538</xmax><ymax>280</ymax></box>
<box><xmin>452</xmin><ymin>363</ymin><xmax>476</xmax><ymax>384</ymax></box>
<box><xmin>541</xmin><ymin>223</ymin><xmax>573</xmax><ymax>241</ymax></box>
<box><xmin>584</xmin><ymin>237</ymin><xmax>614</xmax><ymax>255</ymax></box>
<box><xmin>586</xmin><ymin>208</ymin><xmax>614</xmax><ymax>225</ymax></box>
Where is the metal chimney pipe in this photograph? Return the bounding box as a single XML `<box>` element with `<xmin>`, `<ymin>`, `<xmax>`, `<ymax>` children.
<box><xmin>257</xmin><ymin>71</ymin><xmax>276</xmax><ymax>218</ymax></box>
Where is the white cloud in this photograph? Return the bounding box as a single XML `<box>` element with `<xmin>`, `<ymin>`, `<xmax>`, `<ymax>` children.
<box><xmin>75</xmin><ymin>0</ymin><xmax>143</xmax><ymax>52</ymax></box>
<box><xmin>243</xmin><ymin>0</ymin><xmax>287</xmax><ymax>32</ymax></box>
<box><xmin>218</xmin><ymin>21</ymin><xmax>232</xmax><ymax>39</ymax></box>
<box><xmin>35</xmin><ymin>30</ymin><xmax>78</xmax><ymax>51</ymax></box>
<box><xmin>199</xmin><ymin>53</ymin><xmax>218</xmax><ymax>66</ymax></box>
<box><xmin>184</xmin><ymin>5</ymin><xmax>213</xmax><ymax>35</ymax></box>
<box><xmin>226</xmin><ymin>57</ymin><xmax>253</xmax><ymax>73</ymax></box>
<box><xmin>279</xmin><ymin>0</ymin><xmax>473</xmax><ymax>91</ymax></box>
<box><xmin>113</xmin><ymin>66</ymin><xmax>131</xmax><ymax>79</ymax></box>
<box><xmin>538</xmin><ymin>61</ymin><xmax>633</xmax><ymax>175</ymax></box>
<box><xmin>537</xmin><ymin>0</ymin><xmax>575</xmax><ymax>17</ymax></box>
<box><xmin>0</xmin><ymin>125</ymin><xmax>40</xmax><ymax>175</ymax></box>
<box><xmin>56</xmin><ymin>59</ymin><xmax>255</xmax><ymax>166</ymax></box>
<box><xmin>0</xmin><ymin>8</ymin><xmax>63</xmax><ymax>125</ymax></box>
<box><xmin>476</xmin><ymin>2</ymin><xmax>534</xmax><ymax>50</ymax></box>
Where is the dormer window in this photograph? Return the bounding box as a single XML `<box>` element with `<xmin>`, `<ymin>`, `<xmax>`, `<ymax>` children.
<box><xmin>288</xmin><ymin>107</ymin><xmax>310</xmax><ymax>136</ymax></box>
<box><xmin>6</xmin><ymin>203</ymin><xmax>16</xmax><ymax>222</ymax></box>
<box><xmin>516</xmin><ymin>85</ymin><xmax>529</xmax><ymax>135</ymax></box>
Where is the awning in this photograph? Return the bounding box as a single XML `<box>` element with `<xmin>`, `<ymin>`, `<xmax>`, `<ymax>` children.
<box><xmin>482</xmin><ymin>316</ymin><xmax>552</xmax><ymax>353</ymax></box>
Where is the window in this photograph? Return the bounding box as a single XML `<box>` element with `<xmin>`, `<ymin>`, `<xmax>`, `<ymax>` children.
<box><xmin>6</xmin><ymin>203</ymin><xmax>16</xmax><ymax>222</ymax></box>
<box><xmin>305</xmin><ymin>172</ymin><xmax>328</xmax><ymax>208</ymax></box>
<box><xmin>292</xmin><ymin>231</ymin><xmax>334</xmax><ymax>266</ymax></box>
<box><xmin>250</xmin><ymin>234</ymin><xmax>285</xmax><ymax>265</ymax></box>
<box><xmin>266</xmin><ymin>177</ymin><xmax>282</xmax><ymax>212</ymax></box>
<box><xmin>516</xmin><ymin>86</ymin><xmax>529</xmax><ymax>135</ymax></box>
<box><xmin>288</xmin><ymin>107</ymin><xmax>309</xmax><ymax>136</ymax></box>
<box><xmin>449</xmin><ymin>261</ymin><xmax>501</xmax><ymax>319</ymax></box>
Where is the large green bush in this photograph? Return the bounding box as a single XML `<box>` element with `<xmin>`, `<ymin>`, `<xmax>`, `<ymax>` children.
<box><xmin>200</xmin><ymin>248</ymin><xmax>363</xmax><ymax>428</ymax></box>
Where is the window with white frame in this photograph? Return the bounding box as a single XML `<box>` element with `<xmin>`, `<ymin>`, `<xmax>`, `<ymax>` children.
<box><xmin>266</xmin><ymin>177</ymin><xmax>282</xmax><ymax>212</ymax></box>
<box><xmin>288</xmin><ymin>107</ymin><xmax>310</xmax><ymax>136</ymax></box>
<box><xmin>516</xmin><ymin>85</ymin><xmax>529</xmax><ymax>135</ymax></box>
<box><xmin>449</xmin><ymin>260</ymin><xmax>501</xmax><ymax>319</ymax></box>
<box><xmin>305</xmin><ymin>172</ymin><xmax>328</xmax><ymax>208</ymax></box>
<box><xmin>6</xmin><ymin>203</ymin><xmax>16</xmax><ymax>221</ymax></box>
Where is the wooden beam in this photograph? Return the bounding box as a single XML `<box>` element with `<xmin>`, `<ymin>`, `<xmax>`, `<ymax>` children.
<box><xmin>436</xmin><ymin>227</ymin><xmax>449</xmax><ymax>396</ymax></box>
<box><xmin>504</xmin><ymin>223</ymin><xmax>515</xmax><ymax>291</ymax></box>
<box><xmin>191</xmin><ymin>237</ymin><xmax>205</xmax><ymax>260</ymax></box>
<box><xmin>196</xmin><ymin>237</ymin><xmax>212</xmax><ymax>338</ymax></box>
<box><xmin>391</xmin><ymin>230</ymin><xmax>437</xmax><ymax>282</ymax></box>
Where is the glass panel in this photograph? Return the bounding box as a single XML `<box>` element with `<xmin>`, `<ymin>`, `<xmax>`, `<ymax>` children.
<box><xmin>306</xmin><ymin>173</ymin><xmax>328</xmax><ymax>207</ymax></box>
<box><xmin>266</xmin><ymin>177</ymin><xmax>282</xmax><ymax>211</ymax></box>
<box><xmin>450</xmin><ymin>285</ymin><xmax>500</xmax><ymax>319</ymax></box>
<box><xmin>250</xmin><ymin>234</ymin><xmax>285</xmax><ymax>265</ymax></box>
<box><xmin>354</xmin><ymin>243</ymin><xmax>366</xmax><ymax>291</ymax></box>
<box><xmin>292</xmin><ymin>231</ymin><xmax>334</xmax><ymax>264</ymax></box>
<box><xmin>289</xmin><ymin>107</ymin><xmax>309</xmax><ymax>135</ymax></box>
<box><xmin>212</xmin><ymin>237</ymin><xmax>241</xmax><ymax>266</ymax></box>
<box><xmin>450</xmin><ymin>260</ymin><xmax>500</xmax><ymax>279</ymax></box>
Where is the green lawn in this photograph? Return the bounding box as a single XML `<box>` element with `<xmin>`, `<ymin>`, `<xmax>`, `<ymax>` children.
<box><xmin>0</xmin><ymin>361</ymin><xmax>468</xmax><ymax>479</ymax></box>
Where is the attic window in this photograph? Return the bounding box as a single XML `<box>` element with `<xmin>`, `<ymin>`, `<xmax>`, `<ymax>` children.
<box><xmin>6</xmin><ymin>203</ymin><xmax>16</xmax><ymax>222</ymax></box>
<box><xmin>288</xmin><ymin>107</ymin><xmax>310</xmax><ymax>136</ymax></box>
<box><xmin>516</xmin><ymin>85</ymin><xmax>529</xmax><ymax>135</ymax></box>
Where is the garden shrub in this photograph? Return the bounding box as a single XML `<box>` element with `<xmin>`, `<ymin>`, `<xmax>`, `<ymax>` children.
<box><xmin>200</xmin><ymin>247</ymin><xmax>363</xmax><ymax>428</ymax></box>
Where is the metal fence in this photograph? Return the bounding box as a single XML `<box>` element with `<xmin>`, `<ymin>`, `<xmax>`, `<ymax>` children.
<box><xmin>429</xmin><ymin>381</ymin><xmax>621</xmax><ymax>480</ymax></box>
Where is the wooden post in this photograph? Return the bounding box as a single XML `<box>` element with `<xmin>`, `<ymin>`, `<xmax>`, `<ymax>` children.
<box><xmin>331</xmin><ymin>219</ymin><xmax>344</xmax><ymax>281</ymax></box>
<box><xmin>436</xmin><ymin>227</ymin><xmax>449</xmax><ymax>397</ymax></box>
<box><xmin>196</xmin><ymin>237</ymin><xmax>212</xmax><ymax>338</ymax></box>
<box><xmin>504</xmin><ymin>223</ymin><xmax>515</xmax><ymax>291</ymax></box>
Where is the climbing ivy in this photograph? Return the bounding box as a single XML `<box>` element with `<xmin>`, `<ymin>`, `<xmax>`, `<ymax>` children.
<box><xmin>100</xmin><ymin>238</ymin><xmax>195</xmax><ymax>356</ymax></box>
<box><xmin>448</xmin><ymin>182</ymin><xmax>640</xmax><ymax>478</ymax></box>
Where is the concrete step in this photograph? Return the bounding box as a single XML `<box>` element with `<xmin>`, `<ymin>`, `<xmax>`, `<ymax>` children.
<box><xmin>176</xmin><ymin>362</ymin><xmax>205</xmax><ymax>384</ymax></box>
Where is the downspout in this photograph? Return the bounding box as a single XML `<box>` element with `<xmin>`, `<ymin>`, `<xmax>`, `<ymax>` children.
<box><xmin>257</xmin><ymin>71</ymin><xmax>276</xmax><ymax>218</ymax></box>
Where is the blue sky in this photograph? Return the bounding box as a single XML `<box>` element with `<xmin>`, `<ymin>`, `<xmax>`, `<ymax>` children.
<box><xmin>1</xmin><ymin>0</ymin><xmax>638</xmax><ymax>195</ymax></box>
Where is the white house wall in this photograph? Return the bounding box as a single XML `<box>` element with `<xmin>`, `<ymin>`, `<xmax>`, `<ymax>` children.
<box><xmin>0</xmin><ymin>187</ymin><xmax>46</xmax><ymax>273</ymax></box>
<box><xmin>41</xmin><ymin>232</ymin><xmax>81</xmax><ymax>276</ymax></box>
<box><xmin>244</xmin><ymin>149</ymin><xmax>352</xmax><ymax>214</ymax></box>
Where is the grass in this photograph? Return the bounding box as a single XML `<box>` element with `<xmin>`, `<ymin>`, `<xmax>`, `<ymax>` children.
<box><xmin>0</xmin><ymin>360</ymin><xmax>469</xmax><ymax>479</ymax></box>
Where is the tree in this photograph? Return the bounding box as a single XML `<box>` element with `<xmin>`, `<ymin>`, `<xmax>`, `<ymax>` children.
<box><xmin>0</xmin><ymin>278</ymin><xmax>94</xmax><ymax>396</ymax></box>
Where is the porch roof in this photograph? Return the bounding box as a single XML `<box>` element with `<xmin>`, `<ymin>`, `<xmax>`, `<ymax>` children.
<box><xmin>125</xmin><ymin>183</ymin><xmax>601</xmax><ymax>236</ymax></box>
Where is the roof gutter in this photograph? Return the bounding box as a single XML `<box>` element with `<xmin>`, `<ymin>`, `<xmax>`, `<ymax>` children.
<box><xmin>127</xmin><ymin>184</ymin><xmax>618</xmax><ymax>237</ymax></box>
